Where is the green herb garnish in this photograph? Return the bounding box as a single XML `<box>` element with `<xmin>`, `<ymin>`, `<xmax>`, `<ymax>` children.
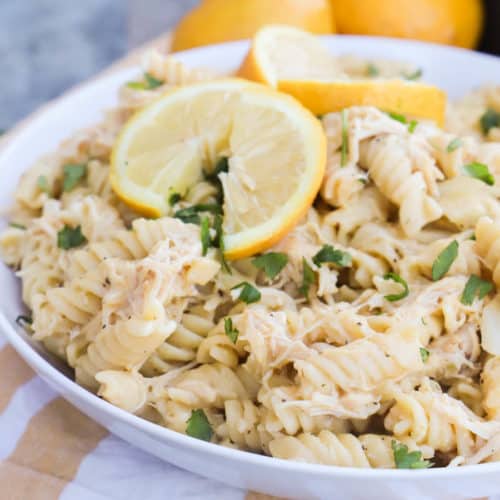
<box><xmin>57</xmin><ymin>225</ymin><xmax>87</xmax><ymax>250</ymax></box>
<box><xmin>224</xmin><ymin>317</ymin><xmax>239</xmax><ymax>344</ymax></box>
<box><xmin>62</xmin><ymin>163</ymin><xmax>87</xmax><ymax>192</ymax></box>
<box><xmin>341</xmin><ymin>109</ymin><xmax>349</xmax><ymax>166</ymax></box>
<box><xmin>212</xmin><ymin>214</ymin><xmax>231</xmax><ymax>274</ymax></box>
<box><xmin>299</xmin><ymin>258</ymin><xmax>316</xmax><ymax>298</ymax></box>
<box><xmin>15</xmin><ymin>315</ymin><xmax>33</xmax><ymax>329</ymax></box>
<box><xmin>383</xmin><ymin>272</ymin><xmax>410</xmax><ymax>302</ymax></box>
<box><xmin>312</xmin><ymin>245</ymin><xmax>352</xmax><ymax>268</ymax></box>
<box><xmin>252</xmin><ymin>252</ymin><xmax>288</xmax><ymax>279</ymax></box>
<box><xmin>463</xmin><ymin>162</ymin><xmax>495</xmax><ymax>186</ymax></box>
<box><xmin>232</xmin><ymin>282</ymin><xmax>261</xmax><ymax>304</ymax></box>
<box><xmin>460</xmin><ymin>275</ymin><xmax>494</xmax><ymax>305</ymax></box>
<box><xmin>431</xmin><ymin>240</ymin><xmax>458</xmax><ymax>281</ymax></box>
<box><xmin>387</xmin><ymin>111</ymin><xmax>407</xmax><ymax>124</ymax></box>
<box><xmin>200</xmin><ymin>216</ymin><xmax>211</xmax><ymax>256</ymax></box>
<box><xmin>174</xmin><ymin>203</ymin><xmax>222</xmax><ymax>225</ymax></box>
<box><xmin>127</xmin><ymin>72</ymin><xmax>164</xmax><ymax>90</ymax></box>
<box><xmin>366</xmin><ymin>63</ymin><xmax>379</xmax><ymax>77</ymax></box>
<box><xmin>9</xmin><ymin>222</ymin><xmax>26</xmax><ymax>230</ymax></box>
<box><xmin>419</xmin><ymin>347</ymin><xmax>430</xmax><ymax>363</ymax></box>
<box><xmin>168</xmin><ymin>192</ymin><xmax>181</xmax><ymax>206</ymax></box>
<box><xmin>403</xmin><ymin>68</ymin><xmax>423</xmax><ymax>81</ymax></box>
<box><xmin>392</xmin><ymin>441</ymin><xmax>432</xmax><ymax>469</ymax></box>
<box><xmin>37</xmin><ymin>175</ymin><xmax>51</xmax><ymax>196</ymax></box>
<box><xmin>186</xmin><ymin>409</ymin><xmax>213</xmax><ymax>441</ymax></box>
<box><xmin>408</xmin><ymin>120</ymin><xmax>418</xmax><ymax>133</ymax></box>
<box><xmin>204</xmin><ymin>157</ymin><xmax>229</xmax><ymax>182</ymax></box>
<box><xmin>446</xmin><ymin>138</ymin><xmax>463</xmax><ymax>153</ymax></box>
<box><xmin>480</xmin><ymin>108</ymin><xmax>500</xmax><ymax>136</ymax></box>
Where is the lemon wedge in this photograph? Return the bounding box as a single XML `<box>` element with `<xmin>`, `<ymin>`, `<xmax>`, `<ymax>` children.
<box><xmin>238</xmin><ymin>24</ymin><xmax>343</xmax><ymax>87</ymax></box>
<box><xmin>238</xmin><ymin>25</ymin><xmax>446</xmax><ymax>126</ymax></box>
<box><xmin>110</xmin><ymin>79</ymin><xmax>326</xmax><ymax>259</ymax></box>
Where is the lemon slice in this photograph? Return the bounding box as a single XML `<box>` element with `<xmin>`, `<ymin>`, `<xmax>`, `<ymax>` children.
<box><xmin>278</xmin><ymin>79</ymin><xmax>447</xmax><ymax>125</ymax></box>
<box><xmin>237</xmin><ymin>25</ymin><xmax>343</xmax><ymax>87</ymax></box>
<box><xmin>110</xmin><ymin>79</ymin><xmax>326</xmax><ymax>259</ymax></box>
<box><xmin>238</xmin><ymin>25</ymin><xmax>446</xmax><ymax>126</ymax></box>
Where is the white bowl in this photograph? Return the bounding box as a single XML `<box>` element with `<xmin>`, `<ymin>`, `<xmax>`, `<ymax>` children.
<box><xmin>2</xmin><ymin>36</ymin><xmax>500</xmax><ymax>500</ymax></box>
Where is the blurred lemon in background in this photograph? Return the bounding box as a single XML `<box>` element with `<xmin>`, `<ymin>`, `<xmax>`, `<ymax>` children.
<box><xmin>332</xmin><ymin>0</ymin><xmax>483</xmax><ymax>49</ymax></box>
<box><xmin>171</xmin><ymin>0</ymin><xmax>335</xmax><ymax>52</ymax></box>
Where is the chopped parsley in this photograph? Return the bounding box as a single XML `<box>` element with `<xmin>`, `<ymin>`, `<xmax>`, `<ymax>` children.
<box><xmin>37</xmin><ymin>175</ymin><xmax>51</xmax><ymax>196</ymax></box>
<box><xmin>299</xmin><ymin>258</ymin><xmax>316</xmax><ymax>298</ymax></box>
<box><xmin>232</xmin><ymin>282</ymin><xmax>261</xmax><ymax>304</ymax></box>
<box><xmin>200</xmin><ymin>216</ymin><xmax>211</xmax><ymax>256</ymax></box>
<box><xmin>312</xmin><ymin>245</ymin><xmax>352</xmax><ymax>268</ymax></box>
<box><xmin>463</xmin><ymin>162</ymin><xmax>495</xmax><ymax>186</ymax></box>
<box><xmin>366</xmin><ymin>63</ymin><xmax>379</xmax><ymax>77</ymax></box>
<box><xmin>57</xmin><ymin>225</ymin><xmax>87</xmax><ymax>250</ymax></box>
<box><xmin>252</xmin><ymin>252</ymin><xmax>288</xmax><ymax>280</ymax></box>
<box><xmin>127</xmin><ymin>72</ymin><xmax>164</xmax><ymax>90</ymax></box>
<box><xmin>9</xmin><ymin>222</ymin><xmax>26</xmax><ymax>230</ymax></box>
<box><xmin>212</xmin><ymin>213</ymin><xmax>231</xmax><ymax>274</ymax></box>
<box><xmin>480</xmin><ymin>108</ymin><xmax>500</xmax><ymax>136</ymax></box>
<box><xmin>431</xmin><ymin>240</ymin><xmax>458</xmax><ymax>281</ymax></box>
<box><xmin>387</xmin><ymin>111</ymin><xmax>407</xmax><ymax>124</ymax></box>
<box><xmin>174</xmin><ymin>203</ymin><xmax>222</xmax><ymax>225</ymax></box>
<box><xmin>461</xmin><ymin>275</ymin><xmax>494</xmax><ymax>305</ymax></box>
<box><xmin>224</xmin><ymin>317</ymin><xmax>239</xmax><ymax>344</ymax></box>
<box><xmin>341</xmin><ymin>109</ymin><xmax>349</xmax><ymax>166</ymax></box>
<box><xmin>15</xmin><ymin>315</ymin><xmax>33</xmax><ymax>330</ymax></box>
<box><xmin>168</xmin><ymin>192</ymin><xmax>182</xmax><ymax>206</ymax></box>
<box><xmin>62</xmin><ymin>163</ymin><xmax>87</xmax><ymax>192</ymax></box>
<box><xmin>408</xmin><ymin>120</ymin><xmax>418</xmax><ymax>133</ymax></box>
<box><xmin>446</xmin><ymin>137</ymin><xmax>463</xmax><ymax>153</ymax></box>
<box><xmin>419</xmin><ymin>347</ymin><xmax>430</xmax><ymax>363</ymax></box>
<box><xmin>403</xmin><ymin>68</ymin><xmax>423</xmax><ymax>81</ymax></box>
<box><xmin>383</xmin><ymin>272</ymin><xmax>410</xmax><ymax>302</ymax></box>
<box><xmin>186</xmin><ymin>409</ymin><xmax>213</xmax><ymax>441</ymax></box>
<box><xmin>392</xmin><ymin>441</ymin><xmax>432</xmax><ymax>469</ymax></box>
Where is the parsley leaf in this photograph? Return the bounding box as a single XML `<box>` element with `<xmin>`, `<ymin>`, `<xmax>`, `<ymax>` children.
<box><xmin>446</xmin><ymin>137</ymin><xmax>463</xmax><ymax>153</ymax></box>
<box><xmin>366</xmin><ymin>63</ymin><xmax>379</xmax><ymax>77</ymax></box>
<box><xmin>127</xmin><ymin>72</ymin><xmax>164</xmax><ymax>90</ymax></box>
<box><xmin>63</xmin><ymin>163</ymin><xmax>87</xmax><ymax>192</ymax></box>
<box><xmin>463</xmin><ymin>162</ymin><xmax>495</xmax><ymax>186</ymax></box>
<box><xmin>419</xmin><ymin>347</ymin><xmax>430</xmax><ymax>363</ymax></box>
<box><xmin>431</xmin><ymin>240</ymin><xmax>459</xmax><ymax>281</ymax></box>
<box><xmin>341</xmin><ymin>109</ymin><xmax>349</xmax><ymax>167</ymax></box>
<box><xmin>408</xmin><ymin>120</ymin><xmax>418</xmax><ymax>133</ymax></box>
<box><xmin>252</xmin><ymin>252</ymin><xmax>288</xmax><ymax>279</ymax></box>
<box><xmin>392</xmin><ymin>441</ymin><xmax>432</xmax><ymax>469</ymax></box>
<box><xmin>9</xmin><ymin>222</ymin><xmax>26</xmax><ymax>230</ymax></box>
<box><xmin>312</xmin><ymin>245</ymin><xmax>352</xmax><ymax>268</ymax></box>
<box><xmin>232</xmin><ymin>282</ymin><xmax>261</xmax><ymax>304</ymax></box>
<box><xmin>387</xmin><ymin>111</ymin><xmax>407</xmax><ymax>124</ymax></box>
<box><xmin>224</xmin><ymin>317</ymin><xmax>239</xmax><ymax>344</ymax></box>
<box><xmin>57</xmin><ymin>225</ymin><xmax>87</xmax><ymax>250</ymax></box>
<box><xmin>186</xmin><ymin>409</ymin><xmax>213</xmax><ymax>441</ymax></box>
<box><xmin>200</xmin><ymin>216</ymin><xmax>211</xmax><ymax>256</ymax></box>
<box><xmin>15</xmin><ymin>315</ymin><xmax>33</xmax><ymax>330</ymax></box>
<box><xmin>461</xmin><ymin>275</ymin><xmax>494</xmax><ymax>305</ymax></box>
<box><xmin>299</xmin><ymin>258</ymin><xmax>316</xmax><ymax>298</ymax></box>
<box><xmin>383</xmin><ymin>272</ymin><xmax>410</xmax><ymax>302</ymax></box>
<box><xmin>403</xmin><ymin>68</ymin><xmax>423</xmax><ymax>81</ymax></box>
<box><xmin>174</xmin><ymin>203</ymin><xmax>222</xmax><ymax>225</ymax></box>
<box><xmin>212</xmin><ymin>214</ymin><xmax>231</xmax><ymax>274</ymax></box>
<box><xmin>168</xmin><ymin>192</ymin><xmax>181</xmax><ymax>206</ymax></box>
<box><xmin>480</xmin><ymin>108</ymin><xmax>500</xmax><ymax>136</ymax></box>
<box><xmin>37</xmin><ymin>175</ymin><xmax>51</xmax><ymax>196</ymax></box>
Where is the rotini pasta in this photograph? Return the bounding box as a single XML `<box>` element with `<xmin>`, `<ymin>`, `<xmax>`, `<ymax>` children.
<box><xmin>3</xmin><ymin>48</ymin><xmax>500</xmax><ymax>472</ymax></box>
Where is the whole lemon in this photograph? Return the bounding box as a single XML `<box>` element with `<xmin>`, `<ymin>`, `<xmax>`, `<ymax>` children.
<box><xmin>332</xmin><ymin>0</ymin><xmax>483</xmax><ymax>49</ymax></box>
<box><xmin>171</xmin><ymin>0</ymin><xmax>335</xmax><ymax>52</ymax></box>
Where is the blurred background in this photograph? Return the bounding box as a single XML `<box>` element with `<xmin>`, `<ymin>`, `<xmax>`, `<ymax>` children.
<box><xmin>1</xmin><ymin>0</ymin><xmax>498</xmax><ymax>132</ymax></box>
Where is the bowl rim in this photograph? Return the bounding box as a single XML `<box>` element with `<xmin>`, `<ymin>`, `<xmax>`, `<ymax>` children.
<box><xmin>1</xmin><ymin>34</ymin><xmax>500</xmax><ymax>479</ymax></box>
